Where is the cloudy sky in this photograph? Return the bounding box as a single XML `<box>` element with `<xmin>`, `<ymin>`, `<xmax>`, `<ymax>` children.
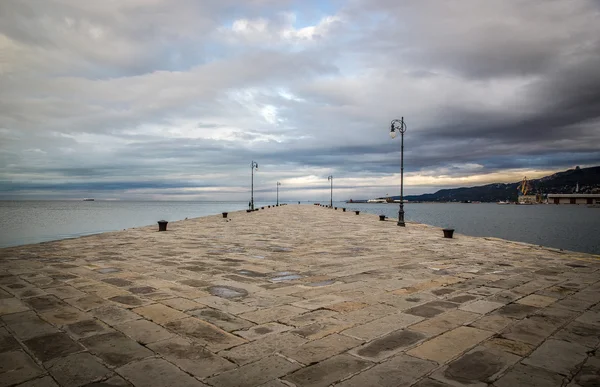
<box><xmin>1</xmin><ymin>0</ymin><xmax>599</xmax><ymax>201</ymax></box>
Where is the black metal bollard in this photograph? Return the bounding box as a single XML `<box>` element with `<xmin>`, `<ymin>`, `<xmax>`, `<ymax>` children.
<box><xmin>355</xmin><ymin>211</ymin><xmax>360</xmax><ymax>215</ymax></box>
<box><xmin>246</xmin><ymin>209</ymin><xmax>252</xmax><ymax>213</ymax></box>
<box><xmin>334</xmin><ymin>207</ymin><xmax>337</xmax><ymax>210</ymax></box>
<box><xmin>222</xmin><ymin>212</ymin><xmax>228</xmax><ymax>218</ymax></box>
<box><xmin>379</xmin><ymin>215</ymin><xmax>386</xmax><ymax>221</ymax></box>
<box><xmin>157</xmin><ymin>220</ymin><xmax>168</xmax><ymax>231</ymax></box>
<box><xmin>261</xmin><ymin>207</ymin><xmax>264</xmax><ymax>210</ymax></box>
<box><xmin>443</xmin><ymin>229</ymin><xmax>455</xmax><ymax>238</ymax></box>
<box><xmin>342</xmin><ymin>208</ymin><xmax>346</xmax><ymax>212</ymax></box>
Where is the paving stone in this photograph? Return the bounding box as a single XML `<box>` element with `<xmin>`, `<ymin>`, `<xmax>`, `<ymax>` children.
<box><xmin>115</xmin><ymin>319</ymin><xmax>173</xmax><ymax>344</ymax></box>
<box><xmin>0</xmin><ymin>326</ymin><xmax>20</xmax><ymax>352</ymax></box>
<box><xmin>493</xmin><ymin>363</ymin><xmax>565</xmax><ymax>387</ymax></box>
<box><xmin>337</xmin><ymin>354</ymin><xmax>436</xmax><ymax>387</ymax></box>
<box><xmin>501</xmin><ymin>315</ymin><xmax>565</xmax><ymax>346</ymax></box>
<box><xmin>39</xmin><ymin>306</ymin><xmax>89</xmax><ymax>326</ymax></box>
<box><xmin>45</xmin><ymin>286</ymin><xmax>86</xmax><ymax>300</ymax></box>
<box><xmin>291</xmin><ymin>294</ymin><xmax>348</xmax><ymax>310</ymax></box>
<box><xmin>108</xmin><ymin>295</ymin><xmax>145</xmax><ymax>307</ymax></box>
<box><xmin>342</xmin><ymin>313</ymin><xmax>423</xmax><ymax>341</ymax></box>
<box><xmin>65</xmin><ymin>319</ymin><xmax>114</xmax><ymax>340</ymax></box>
<box><xmin>484</xmin><ymin>337</ymin><xmax>533</xmax><ymax>356</ymax></box>
<box><xmin>194</xmin><ymin>296</ymin><xmax>256</xmax><ymax>314</ymax></box>
<box><xmin>239</xmin><ymin>305</ymin><xmax>305</xmax><ymax>324</ymax></box>
<box><xmin>553</xmin><ymin>296</ymin><xmax>597</xmax><ymax>311</ymax></box>
<box><xmin>576</xmin><ymin>311</ymin><xmax>600</xmax><ymax>326</ymax></box>
<box><xmin>279</xmin><ymin>309</ymin><xmax>338</xmax><ymax>327</ymax></box>
<box><xmin>234</xmin><ymin>322</ymin><xmax>292</xmax><ymax>340</ymax></box>
<box><xmin>159</xmin><ymin>297</ymin><xmax>203</xmax><ymax>311</ymax></box>
<box><xmin>0</xmin><ymin>350</ymin><xmax>44</xmax><ymax>387</ymax></box>
<box><xmin>132</xmin><ymin>303</ymin><xmax>187</xmax><ymax>324</ymax></box>
<box><xmin>189</xmin><ymin>308</ymin><xmax>254</xmax><ymax>332</ymax></box>
<box><xmin>256</xmin><ymin>381</ymin><xmax>288</xmax><ymax>387</ymax></box>
<box><xmin>207</xmin><ymin>355</ymin><xmax>301</xmax><ymax>387</ymax></box>
<box><xmin>459</xmin><ymin>300</ymin><xmax>504</xmax><ymax>314</ymax></box>
<box><xmin>23</xmin><ymin>332</ymin><xmax>84</xmax><ymax>362</ymax></box>
<box><xmin>406</xmin><ymin>326</ymin><xmax>493</xmax><ymax>364</ymax></box>
<box><xmin>1</xmin><ymin>311</ymin><xmax>60</xmax><ymax>340</ymax></box>
<box><xmin>467</xmin><ymin>287</ymin><xmax>503</xmax><ymax>296</ymax></box>
<box><xmin>494</xmin><ymin>303</ymin><xmax>539</xmax><ymax>319</ymax></box>
<box><xmin>280</xmin><ymin>333</ymin><xmax>362</xmax><ymax>365</ymax></box>
<box><xmin>165</xmin><ymin>317</ymin><xmax>246</xmax><ymax>351</ymax></box>
<box><xmin>284</xmin><ymin>353</ymin><xmax>372</xmax><ymax>387</ymax></box>
<box><xmin>101</xmin><ymin>278</ymin><xmax>133</xmax><ymax>287</ymax></box>
<box><xmin>572</xmin><ymin>355</ymin><xmax>600</xmax><ymax>387</ymax></box>
<box><xmin>148</xmin><ymin>336</ymin><xmax>235</xmax><ymax>378</ymax></box>
<box><xmin>412</xmin><ymin>378</ymin><xmax>453</xmax><ymax>387</ymax></box>
<box><xmin>47</xmin><ymin>352</ymin><xmax>112</xmax><ymax>387</ymax></box>
<box><xmin>522</xmin><ymin>339</ymin><xmax>588</xmax><ymax>376</ymax></box>
<box><xmin>0</xmin><ymin>298</ymin><xmax>30</xmax><ymax>315</ymax></box>
<box><xmin>351</xmin><ymin>329</ymin><xmax>426</xmax><ymax>361</ymax></box>
<box><xmin>15</xmin><ymin>376</ymin><xmax>60</xmax><ymax>387</ymax></box>
<box><xmin>411</xmin><ymin>310</ymin><xmax>479</xmax><ymax>336</ymax></box>
<box><xmin>290</xmin><ymin>318</ymin><xmax>352</xmax><ymax>340</ymax></box>
<box><xmin>447</xmin><ymin>294</ymin><xmax>478</xmax><ymax>304</ymax></box>
<box><xmin>90</xmin><ymin>305</ymin><xmax>141</xmax><ymax>326</ymax></box>
<box><xmin>221</xmin><ymin>332</ymin><xmax>307</xmax><ymax>365</ymax></box>
<box><xmin>117</xmin><ymin>358</ymin><xmax>208</xmax><ymax>387</ymax></box>
<box><xmin>553</xmin><ymin>321</ymin><xmax>600</xmax><ymax>348</ymax></box>
<box><xmin>487</xmin><ymin>290</ymin><xmax>522</xmax><ymax>304</ymax></box>
<box><xmin>516</xmin><ymin>294</ymin><xmax>557</xmax><ymax>307</ymax></box>
<box><xmin>80</xmin><ymin>332</ymin><xmax>153</xmax><ymax>367</ymax></box>
<box><xmin>83</xmin><ymin>375</ymin><xmax>132</xmax><ymax>386</ymax></box>
<box><xmin>334</xmin><ymin>304</ymin><xmax>397</xmax><ymax>325</ymax></box>
<box><xmin>431</xmin><ymin>346</ymin><xmax>520</xmax><ymax>387</ymax></box>
<box><xmin>325</xmin><ymin>301</ymin><xmax>369</xmax><ymax>313</ymax></box>
<box><xmin>65</xmin><ymin>295</ymin><xmax>109</xmax><ymax>311</ymax></box>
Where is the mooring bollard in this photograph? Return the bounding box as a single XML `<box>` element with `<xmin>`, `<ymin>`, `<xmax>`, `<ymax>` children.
<box><xmin>261</xmin><ymin>207</ymin><xmax>264</xmax><ymax>210</ymax></box>
<box><xmin>342</xmin><ymin>208</ymin><xmax>346</xmax><ymax>212</ymax></box>
<box><xmin>246</xmin><ymin>209</ymin><xmax>252</xmax><ymax>213</ymax></box>
<box><xmin>443</xmin><ymin>229</ymin><xmax>455</xmax><ymax>238</ymax></box>
<box><xmin>157</xmin><ymin>220</ymin><xmax>168</xmax><ymax>231</ymax></box>
<box><xmin>379</xmin><ymin>215</ymin><xmax>386</xmax><ymax>221</ymax></box>
<box><xmin>334</xmin><ymin>207</ymin><xmax>337</xmax><ymax>210</ymax></box>
<box><xmin>355</xmin><ymin>211</ymin><xmax>360</xmax><ymax>215</ymax></box>
<box><xmin>222</xmin><ymin>212</ymin><xmax>228</xmax><ymax>218</ymax></box>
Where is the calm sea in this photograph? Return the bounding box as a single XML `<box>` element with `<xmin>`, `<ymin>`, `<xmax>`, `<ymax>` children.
<box><xmin>0</xmin><ymin>200</ymin><xmax>599</xmax><ymax>255</ymax></box>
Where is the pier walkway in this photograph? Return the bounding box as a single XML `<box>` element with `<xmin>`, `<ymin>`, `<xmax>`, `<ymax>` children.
<box><xmin>1</xmin><ymin>205</ymin><xmax>599</xmax><ymax>387</ymax></box>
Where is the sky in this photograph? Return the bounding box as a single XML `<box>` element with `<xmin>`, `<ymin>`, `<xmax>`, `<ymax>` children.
<box><xmin>1</xmin><ymin>0</ymin><xmax>599</xmax><ymax>202</ymax></box>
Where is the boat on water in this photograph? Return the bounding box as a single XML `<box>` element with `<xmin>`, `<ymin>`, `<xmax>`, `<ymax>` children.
<box><xmin>83</xmin><ymin>198</ymin><xmax>95</xmax><ymax>201</ymax></box>
<box><xmin>497</xmin><ymin>201</ymin><xmax>511</xmax><ymax>205</ymax></box>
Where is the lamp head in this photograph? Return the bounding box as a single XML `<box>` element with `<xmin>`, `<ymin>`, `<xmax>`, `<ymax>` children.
<box><xmin>390</xmin><ymin>129</ymin><xmax>397</xmax><ymax>139</ymax></box>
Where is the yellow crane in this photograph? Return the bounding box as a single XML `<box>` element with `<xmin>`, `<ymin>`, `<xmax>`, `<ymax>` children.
<box><xmin>518</xmin><ymin>176</ymin><xmax>529</xmax><ymax>195</ymax></box>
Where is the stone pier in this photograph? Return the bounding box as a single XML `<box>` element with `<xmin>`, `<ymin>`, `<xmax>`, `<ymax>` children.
<box><xmin>1</xmin><ymin>205</ymin><xmax>599</xmax><ymax>387</ymax></box>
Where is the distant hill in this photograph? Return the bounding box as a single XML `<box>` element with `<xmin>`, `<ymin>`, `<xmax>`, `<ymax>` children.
<box><xmin>384</xmin><ymin>166</ymin><xmax>600</xmax><ymax>203</ymax></box>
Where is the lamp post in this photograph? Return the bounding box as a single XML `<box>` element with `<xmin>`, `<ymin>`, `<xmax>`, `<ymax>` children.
<box><xmin>327</xmin><ymin>175</ymin><xmax>333</xmax><ymax>208</ymax></box>
<box><xmin>390</xmin><ymin>117</ymin><xmax>407</xmax><ymax>226</ymax></box>
<box><xmin>250</xmin><ymin>161</ymin><xmax>258</xmax><ymax>210</ymax></box>
<box><xmin>276</xmin><ymin>181</ymin><xmax>281</xmax><ymax>206</ymax></box>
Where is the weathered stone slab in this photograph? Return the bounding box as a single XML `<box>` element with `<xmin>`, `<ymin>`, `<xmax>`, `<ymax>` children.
<box><xmin>430</xmin><ymin>346</ymin><xmax>520</xmax><ymax>387</ymax></box>
<box><xmin>23</xmin><ymin>332</ymin><xmax>83</xmax><ymax>362</ymax></box>
<box><xmin>411</xmin><ymin>310</ymin><xmax>478</xmax><ymax>336</ymax></box>
<box><xmin>45</xmin><ymin>286</ymin><xmax>86</xmax><ymax>300</ymax></box>
<box><xmin>337</xmin><ymin>354</ymin><xmax>436</xmax><ymax>387</ymax></box>
<box><xmin>494</xmin><ymin>303</ymin><xmax>539</xmax><ymax>319</ymax></box>
<box><xmin>290</xmin><ymin>318</ymin><xmax>352</xmax><ymax>340</ymax></box>
<box><xmin>1</xmin><ymin>311</ymin><xmax>59</xmax><ymax>340</ymax></box>
<box><xmin>334</xmin><ymin>303</ymin><xmax>397</xmax><ymax>325</ymax></box>
<box><xmin>342</xmin><ymin>313</ymin><xmax>423</xmax><ymax>341</ymax></box>
<box><xmin>115</xmin><ymin>319</ymin><xmax>174</xmax><ymax>344</ymax></box>
<box><xmin>160</xmin><ymin>297</ymin><xmax>203</xmax><ymax>311</ymax></box>
<box><xmin>14</xmin><ymin>376</ymin><xmax>60</xmax><ymax>387</ymax></box>
<box><xmin>80</xmin><ymin>332</ymin><xmax>153</xmax><ymax>367</ymax></box>
<box><xmin>0</xmin><ymin>327</ymin><xmax>20</xmax><ymax>352</ymax></box>
<box><xmin>576</xmin><ymin>310</ymin><xmax>600</xmax><ymax>326</ymax></box>
<box><xmin>522</xmin><ymin>339</ymin><xmax>588</xmax><ymax>376</ymax></box>
<box><xmin>0</xmin><ymin>350</ymin><xmax>44</xmax><ymax>387</ymax></box>
<box><xmin>47</xmin><ymin>352</ymin><xmax>112</xmax><ymax>387</ymax></box>
<box><xmin>221</xmin><ymin>332</ymin><xmax>307</xmax><ymax>365</ymax></box>
<box><xmin>459</xmin><ymin>300</ymin><xmax>504</xmax><ymax>314</ymax></box>
<box><xmin>90</xmin><ymin>305</ymin><xmax>141</xmax><ymax>325</ymax></box>
<box><xmin>484</xmin><ymin>337</ymin><xmax>533</xmax><ymax>356</ymax></box>
<box><xmin>325</xmin><ymin>301</ymin><xmax>369</xmax><ymax>313</ymax></box>
<box><xmin>351</xmin><ymin>329</ymin><xmax>426</xmax><ymax>361</ymax></box>
<box><xmin>279</xmin><ymin>309</ymin><xmax>339</xmax><ymax>327</ymax></box>
<box><xmin>207</xmin><ymin>355</ymin><xmax>301</xmax><ymax>387</ymax></box>
<box><xmin>0</xmin><ymin>298</ymin><xmax>30</xmax><ymax>315</ymax></box>
<box><xmin>292</xmin><ymin>294</ymin><xmax>348</xmax><ymax>310</ymax></box>
<box><xmin>234</xmin><ymin>322</ymin><xmax>291</xmax><ymax>340</ymax></box>
<box><xmin>64</xmin><ymin>295</ymin><xmax>108</xmax><ymax>311</ymax></box>
<box><xmin>239</xmin><ymin>305</ymin><xmax>305</xmax><ymax>324</ymax></box>
<box><xmin>280</xmin><ymin>333</ymin><xmax>362</xmax><ymax>365</ymax></box>
<box><xmin>148</xmin><ymin>336</ymin><xmax>235</xmax><ymax>378</ymax></box>
<box><xmin>194</xmin><ymin>295</ymin><xmax>256</xmax><ymax>314</ymax></box>
<box><xmin>553</xmin><ymin>321</ymin><xmax>600</xmax><ymax>348</ymax></box>
<box><xmin>132</xmin><ymin>303</ymin><xmax>188</xmax><ymax>324</ymax></box>
<box><xmin>493</xmin><ymin>363</ymin><xmax>564</xmax><ymax>387</ymax></box>
<box><xmin>284</xmin><ymin>354</ymin><xmax>372</xmax><ymax>387</ymax></box>
<box><xmin>165</xmin><ymin>317</ymin><xmax>246</xmax><ymax>351</ymax></box>
<box><xmin>572</xmin><ymin>355</ymin><xmax>600</xmax><ymax>387</ymax></box>
<box><xmin>39</xmin><ymin>305</ymin><xmax>89</xmax><ymax>326</ymax></box>
<box><xmin>117</xmin><ymin>358</ymin><xmax>208</xmax><ymax>387</ymax></box>
<box><xmin>407</xmin><ymin>326</ymin><xmax>493</xmax><ymax>363</ymax></box>
<box><xmin>189</xmin><ymin>308</ymin><xmax>254</xmax><ymax>332</ymax></box>
<box><xmin>65</xmin><ymin>319</ymin><xmax>113</xmax><ymax>340</ymax></box>
<box><xmin>516</xmin><ymin>294</ymin><xmax>557</xmax><ymax>307</ymax></box>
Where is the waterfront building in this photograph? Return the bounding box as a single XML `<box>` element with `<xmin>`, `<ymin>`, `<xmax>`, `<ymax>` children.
<box><xmin>547</xmin><ymin>193</ymin><xmax>600</xmax><ymax>204</ymax></box>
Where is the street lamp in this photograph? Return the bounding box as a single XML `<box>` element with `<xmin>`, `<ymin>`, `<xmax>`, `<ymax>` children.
<box><xmin>276</xmin><ymin>181</ymin><xmax>281</xmax><ymax>206</ymax></box>
<box><xmin>327</xmin><ymin>175</ymin><xmax>333</xmax><ymax>208</ymax></box>
<box><xmin>250</xmin><ymin>161</ymin><xmax>258</xmax><ymax>210</ymax></box>
<box><xmin>390</xmin><ymin>117</ymin><xmax>407</xmax><ymax>226</ymax></box>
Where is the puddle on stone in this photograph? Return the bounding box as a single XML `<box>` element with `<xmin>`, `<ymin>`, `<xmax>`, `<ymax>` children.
<box><xmin>94</xmin><ymin>268</ymin><xmax>121</xmax><ymax>274</ymax></box>
<box><xmin>307</xmin><ymin>280</ymin><xmax>335</xmax><ymax>287</ymax></box>
<box><xmin>271</xmin><ymin>274</ymin><xmax>303</xmax><ymax>282</ymax></box>
<box><xmin>209</xmin><ymin>286</ymin><xmax>248</xmax><ymax>299</ymax></box>
<box><xmin>238</xmin><ymin>270</ymin><xmax>267</xmax><ymax>278</ymax></box>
